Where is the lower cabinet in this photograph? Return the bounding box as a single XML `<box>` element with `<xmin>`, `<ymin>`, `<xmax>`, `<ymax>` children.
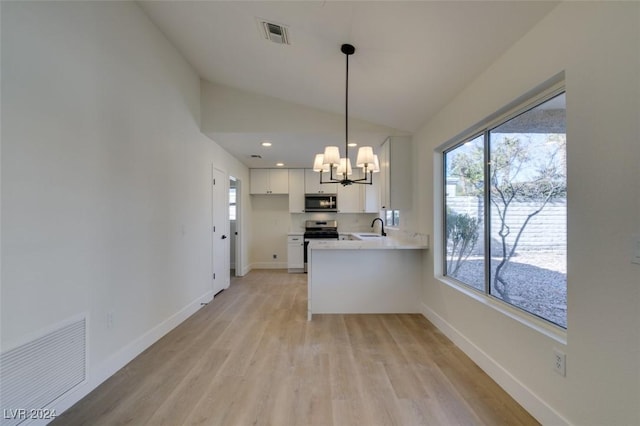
<box><xmin>287</xmin><ymin>235</ymin><xmax>304</xmax><ymax>273</ymax></box>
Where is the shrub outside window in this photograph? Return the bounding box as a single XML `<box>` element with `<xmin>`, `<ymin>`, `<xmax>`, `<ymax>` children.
<box><xmin>443</xmin><ymin>91</ymin><xmax>567</xmax><ymax>328</ymax></box>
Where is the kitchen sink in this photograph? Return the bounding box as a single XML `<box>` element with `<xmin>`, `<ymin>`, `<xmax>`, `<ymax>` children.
<box><xmin>352</xmin><ymin>233</ymin><xmax>384</xmax><ymax>239</ymax></box>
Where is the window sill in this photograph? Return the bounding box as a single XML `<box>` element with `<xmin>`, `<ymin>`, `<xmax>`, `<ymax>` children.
<box><xmin>435</xmin><ymin>274</ymin><xmax>567</xmax><ymax>345</ymax></box>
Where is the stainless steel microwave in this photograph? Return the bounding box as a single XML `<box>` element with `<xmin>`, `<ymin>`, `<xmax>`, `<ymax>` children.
<box><xmin>304</xmin><ymin>194</ymin><xmax>338</xmax><ymax>212</ymax></box>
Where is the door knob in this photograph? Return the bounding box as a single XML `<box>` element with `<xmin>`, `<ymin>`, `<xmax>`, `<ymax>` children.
<box><xmin>221</xmin><ymin>235</ymin><xmax>227</xmax><ymax>239</ymax></box>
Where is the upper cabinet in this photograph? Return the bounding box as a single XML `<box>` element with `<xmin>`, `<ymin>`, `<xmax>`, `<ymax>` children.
<box><xmin>336</xmin><ymin>184</ymin><xmax>362</xmax><ymax>213</ymax></box>
<box><xmin>336</xmin><ymin>177</ymin><xmax>380</xmax><ymax>213</ymax></box>
<box><xmin>288</xmin><ymin>169</ymin><xmax>305</xmax><ymax>213</ymax></box>
<box><xmin>379</xmin><ymin>136</ymin><xmax>412</xmax><ymax>210</ymax></box>
<box><xmin>304</xmin><ymin>169</ymin><xmax>337</xmax><ymax>194</ymax></box>
<box><xmin>250</xmin><ymin>168</ymin><xmax>289</xmax><ymax>194</ymax></box>
<box><xmin>363</xmin><ymin>177</ymin><xmax>380</xmax><ymax>213</ymax></box>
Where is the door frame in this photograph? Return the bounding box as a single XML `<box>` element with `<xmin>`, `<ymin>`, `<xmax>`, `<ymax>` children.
<box><xmin>212</xmin><ymin>166</ymin><xmax>230</xmax><ymax>295</ymax></box>
<box><xmin>229</xmin><ymin>176</ymin><xmax>243</xmax><ymax>277</ymax></box>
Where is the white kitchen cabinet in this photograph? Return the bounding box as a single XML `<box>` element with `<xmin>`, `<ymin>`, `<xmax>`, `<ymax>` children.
<box><xmin>307</xmin><ymin>245</ymin><xmax>423</xmax><ymax>319</ymax></box>
<box><xmin>337</xmin><ymin>184</ymin><xmax>362</xmax><ymax>213</ymax></box>
<box><xmin>363</xmin><ymin>176</ymin><xmax>380</xmax><ymax>213</ymax></box>
<box><xmin>335</xmin><ymin>174</ymin><xmax>379</xmax><ymax>213</ymax></box>
<box><xmin>379</xmin><ymin>136</ymin><xmax>412</xmax><ymax>209</ymax></box>
<box><xmin>250</xmin><ymin>168</ymin><xmax>289</xmax><ymax>194</ymax></box>
<box><xmin>287</xmin><ymin>234</ymin><xmax>304</xmax><ymax>273</ymax></box>
<box><xmin>288</xmin><ymin>169</ymin><xmax>305</xmax><ymax>213</ymax></box>
<box><xmin>304</xmin><ymin>169</ymin><xmax>337</xmax><ymax>194</ymax></box>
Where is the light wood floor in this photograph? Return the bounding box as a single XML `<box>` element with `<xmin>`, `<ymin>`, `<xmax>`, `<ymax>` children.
<box><xmin>53</xmin><ymin>270</ymin><xmax>538</xmax><ymax>426</ymax></box>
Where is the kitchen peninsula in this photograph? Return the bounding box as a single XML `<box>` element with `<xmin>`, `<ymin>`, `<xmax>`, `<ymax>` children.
<box><xmin>307</xmin><ymin>233</ymin><xmax>428</xmax><ymax>320</ymax></box>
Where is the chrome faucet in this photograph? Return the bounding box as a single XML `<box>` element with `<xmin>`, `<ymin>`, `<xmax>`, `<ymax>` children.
<box><xmin>371</xmin><ymin>217</ymin><xmax>386</xmax><ymax>236</ymax></box>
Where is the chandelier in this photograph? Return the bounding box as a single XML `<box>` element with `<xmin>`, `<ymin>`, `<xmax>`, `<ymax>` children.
<box><xmin>313</xmin><ymin>44</ymin><xmax>379</xmax><ymax>186</ymax></box>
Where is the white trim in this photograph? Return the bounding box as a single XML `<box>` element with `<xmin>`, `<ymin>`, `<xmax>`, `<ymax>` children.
<box><xmin>249</xmin><ymin>262</ymin><xmax>288</xmax><ymax>270</ymax></box>
<box><xmin>37</xmin><ymin>291</ymin><xmax>213</xmax><ymax>425</ymax></box>
<box><xmin>237</xmin><ymin>264</ymin><xmax>252</xmax><ymax>276</ymax></box>
<box><xmin>436</xmin><ymin>275</ymin><xmax>567</xmax><ymax>344</ymax></box>
<box><xmin>420</xmin><ymin>303</ymin><xmax>570</xmax><ymax>426</ymax></box>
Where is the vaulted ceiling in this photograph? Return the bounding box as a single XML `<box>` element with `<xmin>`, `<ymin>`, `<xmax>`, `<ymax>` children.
<box><xmin>139</xmin><ymin>1</ymin><xmax>558</xmax><ymax>168</ymax></box>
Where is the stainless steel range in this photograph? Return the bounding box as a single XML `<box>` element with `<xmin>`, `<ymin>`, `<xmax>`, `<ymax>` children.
<box><xmin>303</xmin><ymin>220</ymin><xmax>339</xmax><ymax>272</ymax></box>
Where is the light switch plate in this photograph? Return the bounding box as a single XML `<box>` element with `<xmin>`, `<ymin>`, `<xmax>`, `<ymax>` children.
<box><xmin>632</xmin><ymin>234</ymin><xmax>640</xmax><ymax>265</ymax></box>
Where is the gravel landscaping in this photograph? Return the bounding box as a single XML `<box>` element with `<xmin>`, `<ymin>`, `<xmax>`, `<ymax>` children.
<box><xmin>449</xmin><ymin>252</ymin><xmax>567</xmax><ymax>328</ymax></box>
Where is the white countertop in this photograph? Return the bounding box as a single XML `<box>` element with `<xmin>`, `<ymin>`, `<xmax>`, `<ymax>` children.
<box><xmin>308</xmin><ymin>233</ymin><xmax>428</xmax><ymax>250</ymax></box>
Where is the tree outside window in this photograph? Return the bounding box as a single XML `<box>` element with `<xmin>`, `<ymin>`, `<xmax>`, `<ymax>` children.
<box><xmin>444</xmin><ymin>92</ymin><xmax>567</xmax><ymax>328</ymax></box>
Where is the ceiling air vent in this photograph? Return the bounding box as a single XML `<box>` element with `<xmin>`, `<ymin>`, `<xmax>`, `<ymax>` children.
<box><xmin>257</xmin><ymin>19</ymin><xmax>290</xmax><ymax>45</ymax></box>
<box><xmin>250</xmin><ymin>154</ymin><xmax>262</xmax><ymax>159</ymax></box>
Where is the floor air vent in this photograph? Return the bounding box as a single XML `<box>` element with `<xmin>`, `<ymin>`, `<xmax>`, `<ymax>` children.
<box><xmin>0</xmin><ymin>317</ymin><xmax>86</xmax><ymax>426</ymax></box>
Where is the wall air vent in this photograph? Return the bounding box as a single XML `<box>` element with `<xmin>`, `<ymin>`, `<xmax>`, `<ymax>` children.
<box><xmin>257</xmin><ymin>19</ymin><xmax>290</xmax><ymax>45</ymax></box>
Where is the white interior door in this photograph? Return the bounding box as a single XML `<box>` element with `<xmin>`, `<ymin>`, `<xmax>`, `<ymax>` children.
<box><xmin>212</xmin><ymin>167</ymin><xmax>230</xmax><ymax>295</ymax></box>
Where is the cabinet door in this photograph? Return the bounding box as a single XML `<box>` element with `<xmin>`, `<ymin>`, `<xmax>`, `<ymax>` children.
<box><xmin>378</xmin><ymin>137</ymin><xmax>412</xmax><ymax>209</ymax></box>
<box><xmin>379</xmin><ymin>140</ymin><xmax>391</xmax><ymax>209</ymax></box>
<box><xmin>287</xmin><ymin>236</ymin><xmax>304</xmax><ymax>271</ymax></box>
<box><xmin>269</xmin><ymin>169</ymin><xmax>289</xmax><ymax>194</ymax></box>
<box><xmin>250</xmin><ymin>169</ymin><xmax>270</xmax><ymax>194</ymax></box>
<box><xmin>289</xmin><ymin>169</ymin><xmax>305</xmax><ymax>213</ymax></box>
<box><xmin>250</xmin><ymin>169</ymin><xmax>289</xmax><ymax>194</ymax></box>
<box><xmin>337</xmin><ymin>184</ymin><xmax>362</xmax><ymax>213</ymax></box>
<box><xmin>304</xmin><ymin>169</ymin><xmax>337</xmax><ymax>194</ymax></box>
<box><xmin>363</xmin><ymin>175</ymin><xmax>380</xmax><ymax>213</ymax></box>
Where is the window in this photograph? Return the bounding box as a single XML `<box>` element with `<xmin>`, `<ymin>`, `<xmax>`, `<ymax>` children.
<box><xmin>443</xmin><ymin>90</ymin><xmax>567</xmax><ymax>328</ymax></box>
<box><xmin>385</xmin><ymin>209</ymin><xmax>400</xmax><ymax>227</ymax></box>
<box><xmin>229</xmin><ymin>187</ymin><xmax>237</xmax><ymax>220</ymax></box>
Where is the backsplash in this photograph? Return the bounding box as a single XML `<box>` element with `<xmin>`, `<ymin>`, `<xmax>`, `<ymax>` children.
<box><xmin>290</xmin><ymin>213</ymin><xmax>378</xmax><ymax>233</ymax></box>
<box><xmin>386</xmin><ymin>228</ymin><xmax>430</xmax><ymax>248</ymax></box>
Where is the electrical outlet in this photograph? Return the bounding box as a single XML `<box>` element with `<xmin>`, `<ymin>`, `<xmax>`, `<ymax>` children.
<box><xmin>553</xmin><ymin>349</ymin><xmax>566</xmax><ymax>376</ymax></box>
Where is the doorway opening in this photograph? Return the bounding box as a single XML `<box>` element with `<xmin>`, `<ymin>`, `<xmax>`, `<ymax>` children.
<box><xmin>229</xmin><ymin>176</ymin><xmax>241</xmax><ymax>277</ymax></box>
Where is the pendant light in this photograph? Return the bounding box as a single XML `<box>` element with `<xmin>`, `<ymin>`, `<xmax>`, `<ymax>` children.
<box><xmin>313</xmin><ymin>44</ymin><xmax>379</xmax><ymax>186</ymax></box>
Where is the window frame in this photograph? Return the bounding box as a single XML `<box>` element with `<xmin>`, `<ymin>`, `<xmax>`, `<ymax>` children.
<box><xmin>384</xmin><ymin>209</ymin><xmax>400</xmax><ymax>228</ymax></box>
<box><xmin>229</xmin><ymin>186</ymin><xmax>237</xmax><ymax>220</ymax></box>
<box><xmin>436</xmin><ymin>78</ymin><xmax>567</xmax><ymax>338</ymax></box>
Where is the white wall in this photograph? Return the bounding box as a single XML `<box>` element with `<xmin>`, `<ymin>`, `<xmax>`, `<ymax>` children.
<box><xmin>414</xmin><ymin>2</ymin><xmax>639</xmax><ymax>425</ymax></box>
<box><xmin>249</xmin><ymin>195</ymin><xmax>290</xmax><ymax>269</ymax></box>
<box><xmin>201</xmin><ymin>81</ymin><xmax>397</xmax><ymax>135</ymax></box>
<box><xmin>1</xmin><ymin>0</ymin><xmax>248</xmax><ymax>413</ymax></box>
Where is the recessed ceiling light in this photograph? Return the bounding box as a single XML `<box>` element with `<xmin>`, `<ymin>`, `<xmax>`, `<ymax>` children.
<box><xmin>276</xmin><ymin>163</ymin><xmax>284</xmax><ymax>167</ymax></box>
<box><xmin>261</xmin><ymin>141</ymin><xmax>272</xmax><ymax>147</ymax></box>
<box><xmin>348</xmin><ymin>142</ymin><xmax>357</xmax><ymax>147</ymax></box>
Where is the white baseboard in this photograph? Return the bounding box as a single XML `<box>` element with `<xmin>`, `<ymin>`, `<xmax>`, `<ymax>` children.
<box><xmin>420</xmin><ymin>302</ymin><xmax>570</xmax><ymax>426</ymax></box>
<box><xmin>42</xmin><ymin>291</ymin><xmax>214</xmax><ymax>423</ymax></box>
<box><xmin>238</xmin><ymin>264</ymin><xmax>252</xmax><ymax>276</ymax></box>
<box><xmin>249</xmin><ymin>262</ymin><xmax>287</xmax><ymax>270</ymax></box>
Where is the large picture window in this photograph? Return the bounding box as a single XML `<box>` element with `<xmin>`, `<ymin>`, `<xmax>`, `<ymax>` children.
<box><xmin>443</xmin><ymin>90</ymin><xmax>567</xmax><ymax>328</ymax></box>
